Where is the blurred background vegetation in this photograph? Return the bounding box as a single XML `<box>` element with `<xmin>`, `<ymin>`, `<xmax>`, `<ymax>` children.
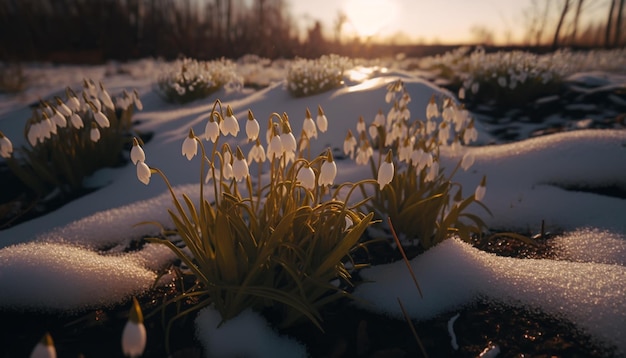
<box><xmin>0</xmin><ymin>0</ymin><xmax>624</xmax><ymax>64</ymax></box>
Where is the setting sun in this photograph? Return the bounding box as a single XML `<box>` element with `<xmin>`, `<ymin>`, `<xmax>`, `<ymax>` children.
<box><xmin>343</xmin><ymin>0</ymin><xmax>399</xmax><ymax>38</ymax></box>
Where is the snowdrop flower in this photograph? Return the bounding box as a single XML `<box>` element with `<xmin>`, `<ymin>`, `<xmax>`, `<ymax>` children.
<box><xmin>130</xmin><ymin>137</ymin><xmax>146</xmax><ymax>164</ymax></box>
<box><xmin>441</xmin><ymin>100</ymin><xmax>455</xmax><ymax>123</ymax></box>
<box><xmin>373</xmin><ymin>108</ymin><xmax>386</xmax><ymax>127</ymax></box>
<box><xmin>248</xmin><ymin>138</ymin><xmax>266</xmax><ymax>164</ymax></box>
<box><xmin>426</xmin><ymin>95</ymin><xmax>439</xmax><ymax>120</ymax></box>
<box><xmin>425</xmin><ymin>160</ymin><xmax>439</xmax><ymax>182</ymax></box>
<box><xmin>368</xmin><ymin>123</ymin><xmax>379</xmax><ymax>141</ymax></box>
<box><xmin>232</xmin><ymin>146</ymin><xmax>249</xmax><ymax>182</ymax></box>
<box><xmin>319</xmin><ymin>149</ymin><xmax>337</xmax><ymax>186</ymax></box>
<box><xmin>475</xmin><ymin>175</ymin><xmax>487</xmax><ymax>201</ymax></box>
<box><xmin>0</xmin><ymin>131</ymin><xmax>13</xmax><ymax>158</ymax></box>
<box><xmin>297</xmin><ymin>164</ymin><xmax>316</xmax><ymax>190</ymax></box>
<box><xmin>316</xmin><ymin>105</ymin><xmax>328</xmax><ymax>133</ymax></box>
<box><xmin>245</xmin><ymin>109</ymin><xmax>260</xmax><ymax>141</ymax></box>
<box><xmin>454</xmin><ymin>109</ymin><xmax>469</xmax><ymax>132</ymax></box>
<box><xmin>398</xmin><ymin>138</ymin><xmax>413</xmax><ymax>163</ymax></box>
<box><xmin>280</xmin><ymin>120</ymin><xmax>297</xmax><ymax>163</ymax></box>
<box><xmin>90</xmin><ymin>122</ymin><xmax>101</xmax><ymax>142</ymax></box>
<box><xmin>356</xmin><ymin>116</ymin><xmax>366</xmax><ymax>134</ymax></box>
<box><xmin>355</xmin><ymin>140</ymin><xmax>373</xmax><ymax>165</ymax></box>
<box><xmin>222</xmin><ymin>147</ymin><xmax>234</xmax><ymax>180</ymax></box>
<box><xmin>182</xmin><ymin>128</ymin><xmax>198</xmax><ymax>160</ymax></box>
<box><xmin>219</xmin><ymin>105</ymin><xmax>239</xmax><ymax>136</ymax></box>
<box><xmin>204</xmin><ymin>115</ymin><xmax>220</xmax><ymax>143</ymax></box>
<box><xmin>343</xmin><ymin>130</ymin><xmax>357</xmax><ymax>159</ymax></box>
<box><xmin>461</xmin><ymin>151</ymin><xmax>475</xmax><ymax>171</ymax></box>
<box><xmin>93</xmin><ymin>109</ymin><xmax>110</xmax><ymax>128</ymax></box>
<box><xmin>121</xmin><ymin>297</ymin><xmax>146</xmax><ymax>358</ymax></box>
<box><xmin>410</xmin><ymin>148</ymin><xmax>423</xmax><ymax>166</ymax></box>
<box><xmin>377</xmin><ymin>150</ymin><xmax>394</xmax><ymax>189</ymax></box>
<box><xmin>303</xmin><ymin>108</ymin><xmax>317</xmax><ymax>139</ymax></box>
<box><xmin>54</xmin><ymin>97</ymin><xmax>72</xmax><ymax>117</ymax></box>
<box><xmin>30</xmin><ymin>332</ymin><xmax>56</xmax><ymax>358</ymax></box>
<box><xmin>133</xmin><ymin>89</ymin><xmax>143</xmax><ymax>111</ymax></box>
<box><xmin>69</xmin><ymin>112</ymin><xmax>83</xmax><ymax>129</ymax></box>
<box><xmin>438</xmin><ymin>121</ymin><xmax>450</xmax><ymax>145</ymax></box>
<box><xmin>27</xmin><ymin>123</ymin><xmax>40</xmax><ymax>146</ymax></box>
<box><xmin>51</xmin><ymin>109</ymin><xmax>67</xmax><ymax>128</ymax></box>
<box><xmin>463</xmin><ymin>120</ymin><xmax>478</xmax><ymax>144</ymax></box>
<box><xmin>98</xmin><ymin>83</ymin><xmax>114</xmax><ymax>110</ymax></box>
<box><xmin>458</xmin><ymin>87</ymin><xmax>466</xmax><ymax>100</ymax></box>
<box><xmin>66</xmin><ymin>93</ymin><xmax>81</xmax><ymax>113</ymax></box>
<box><xmin>267</xmin><ymin>126</ymin><xmax>283</xmax><ymax>160</ymax></box>
<box><xmin>137</xmin><ymin>161</ymin><xmax>151</xmax><ymax>185</ymax></box>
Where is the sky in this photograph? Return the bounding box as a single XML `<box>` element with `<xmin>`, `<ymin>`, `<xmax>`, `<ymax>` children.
<box><xmin>288</xmin><ymin>0</ymin><xmax>607</xmax><ymax>44</ymax></box>
<box><xmin>0</xmin><ymin>56</ymin><xmax>626</xmax><ymax>356</ymax></box>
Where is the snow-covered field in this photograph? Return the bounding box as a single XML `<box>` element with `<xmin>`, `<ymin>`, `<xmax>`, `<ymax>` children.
<box><xmin>1</xmin><ymin>57</ymin><xmax>625</xmax><ymax>357</ymax></box>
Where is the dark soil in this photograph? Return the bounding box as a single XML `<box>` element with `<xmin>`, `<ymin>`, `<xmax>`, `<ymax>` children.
<box><xmin>0</xmin><ymin>233</ymin><xmax>620</xmax><ymax>358</ymax></box>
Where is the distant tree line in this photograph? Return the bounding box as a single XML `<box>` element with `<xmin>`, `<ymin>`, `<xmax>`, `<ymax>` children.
<box><xmin>0</xmin><ymin>0</ymin><xmax>329</xmax><ymax>62</ymax></box>
<box><xmin>1</xmin><ymin>0</ymin><xmax>623</xmax><ymax>64</ymax></box>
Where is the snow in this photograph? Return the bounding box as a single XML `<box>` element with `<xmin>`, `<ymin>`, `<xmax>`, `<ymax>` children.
<box><xmin>1</xmin><ymin>59</ymin><xmax>625</xmax><ymax>357</ymax></box>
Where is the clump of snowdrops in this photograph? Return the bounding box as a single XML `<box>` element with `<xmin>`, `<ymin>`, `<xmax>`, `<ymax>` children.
<box><xmin>132</xmin><ymin>99</ymin><xmax>375</xmax><ymax>335</ymax></box>
<box><xmin>420</xmin><ymin>47</ymin><xmax>576</xmax><ymax>108</ymax></box>
<box><xmin>1</xmin><ymin>79</ymin><xmax>142</xmax><ymax>197</ymax></box>
<box><xmin>286</xmin><ymin>54</ymin><xmax>352</xmax><ymax>97</ymax></box>
<box><xmin>347</xmin><ymin>79</ymin><xmax>490</xmax><ymax>250</ymax></box>
<box><xmin>156</xmin><ymin>57</ymin><xmax>243</xmax><ymax>104</ymax></box>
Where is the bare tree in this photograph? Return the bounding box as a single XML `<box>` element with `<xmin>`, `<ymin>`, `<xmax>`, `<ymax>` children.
<box><xmin>569</xmin><ymin>0</ymin><xmax>585</xmax><ymax>45</ymax></box>
<box><xmin>606</xmin><ymin>0</ymin><xmax>616</xmax><ymax>47</ymax></box>
<box><xmin>615</xmin><ymin>0</ymin><xmax>625</xmax><ymax>45</ymax></box>
<box><xmin>553</xmin><ymin>0</ymin><xmax>571</xmax><ymax>49</ymax></box>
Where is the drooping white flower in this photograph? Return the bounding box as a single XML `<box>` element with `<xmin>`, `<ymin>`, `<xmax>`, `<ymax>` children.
<box><xmin>425</xmin><ymin>160</ymin><xmax>439</xmax><ymax>182</ymax></box>
<box><xmin>463</xmin><ymin>120</ymin><xmax>478</xmax><ymax>144</ymax></box>
<box><xmin>204</xmin><ymin>115</ymin><xmax>220</xmax><ymax>143</ymax></box>
<box><xmin>343</xmin><ymin>130</ymin><xmax>357</xmax><ymax>159</ymax></box>
<box><xmin>93</xmin><ymin>110</ymin><xmax>110</xmax><ymax>128</ymax></box>
<box><xmin>121</xmin><ymin>297</ymin><xmax>147</xmax><ymax>358</ymax></box>
<box><xmin>316</xmin><ymin>105</ymin><xmax>328</xmax><ymax>133</ymax></box>
<box><xmin>319</xmin><ymin>149</ymin><xmax>337</xmax><ymax>186</ymax></box>
<box><xmin>130</xmin><ymin>137</ymin><xmax>146</xmax><ymax>164</ymax></box>
<box><xmin>377</xmin><ymin>150</ymin><xmax>395</xmax><ymax>189</ymax></box>
<box><xmin>303</xmin><ymin>108</ymin><xmax>317</xmax><ymax>139</ymax></box>
<box><xmin>355</xmin><ymin>141</ymin><xmax>373</xmax><ymax>165</ymax></box>
<box><xmin>133</xmin><ymin>89</ymin><xmax>143</xmax><ymax>111</ymax></box>
<box><xmin>410</xmin><ymin>148</ymin><xmax>424</xmax><ymax>166</ymax></box>
<box><xmin>27</xmin><ymin>123</ymin><xmax>39</xmax><ymax>146</ymax></box>
<box><xmin>368</xmin><ymin>123</ymin><xmax>379</xmax><ymax>141</ymax></box>
<box><xmin>90</xmin><ymin>122</ymin><xmax>101</xmax><ymax>142</ymax></box>
<box><xmin>69</xmin><ymin>113</ymin><xmax>83</xmax><ymax>129</ymax></box>
<box><xmin>373</xmin><ymin>108</ymin><xmax>386</xmax><ymax>127</ymax></box>
<box><xmin>182</xmin><ymin>128</ymin><xmax>198</xmax><ymax>160</ymax></box>
<box><xmin>398</xmin><ymin>138</ymin><xmax>413</xmax><ymax>163</ymax></box>
<box><xmin>297</xmin><ymin>164</ymin><xmax>316</xmax><ymax>190</ymax></box>
<box><xmin>30</xmin><ymin>332</ymin><xmax>56</xmax><ymax>358</ymax></box>
<box><xmin>222</xmin><ymin>148</ymin><xmax>234</xmax><ymax>180</ymax></box>
<box><xmin>136</xmin><ymin>161</ymin><xmax>151</xmax><ymax>185</ymax></box>
<box><xmin>356</xmin><ymin>116</ymin><xmax>366</xmax><ymax>134</ymax></box>
<box><xmin>438</xmin><ymin>121</ymin><xmax>450</xmax><ymax>145</ymax></box>
<box><xmin>219</xmin><ymin>105</ymin><xmax>239</xmax><ymax>136</ymax></box>
<box><xmin>51</xmin><ymin>109</ymin><xmax>67</xmax><ymax>128</ymax></box>
<box><xmin>458</xmin><ymin>87</ymin><xmax>466</xmax><ymax>100</ymax></box>
<box><xmin>98</xmin><ymin>82</ymin><xmax>115</xmax><ymax>110</ymax></box>
<box><xmin>55</xmin><ymin>97</ymin><xmax>72</xmax><ymax>117</ymax></box>
<box><xmin>66</xmin><ymin>93</ymin><xmax>81</xmax><ymax>112</ymax></box>
<box><xmin>267</xmin><ymin>128</ymin><xmax>283</xmax><ymax>161</ymax></box>
<box><xmin>280</xmin><ymin>120</ymin><xmax>297</xmax><ymax>163</ymax></box>
<box><xmin>248</xmin><ymin>139</ymin><xmax>266</xmax><ymax>164</ymax></box>
<box><xmin>461</xmin><ymin>151</ymin><xmax>475</xmax><ymax>171</ymax></box>
<box><xmin>426</xmin><ymin>95</ymin><xmax>439</xmax><ymax>120</ymax></box>
<box><xmin>0</xmin><ymin>131</ymin><xmax>13</xmax><ymax>158</ymax></box>
<box><xmin>232</xmin><ymin>146</ymin><xmax>249</xmax><ymax>182</ymax></box>
<box><xmin>245</xmin><ymin>109</ymin><xmax>260</xmax><ymax>141</ymax></box>
<box><xmin>474</xmin><ymin>175</ymin><xmax>487</xmax><ymax>201</ymax></box>
<box><xmin>442</xmin><ymin>100</ymin><xmax>455</xmax><ymax>123</ymax></box>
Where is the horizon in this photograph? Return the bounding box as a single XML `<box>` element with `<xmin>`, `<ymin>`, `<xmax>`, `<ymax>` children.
<box><xmin>289</xmin><ymin>0</ymin><xmax>611</xmax><ymax>45</ymax></box>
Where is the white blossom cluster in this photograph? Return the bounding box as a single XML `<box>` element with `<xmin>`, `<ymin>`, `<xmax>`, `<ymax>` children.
<box><xmin>23</xmin><ymin>79</ymin><xmax>142</xmax><ymax>146</ymax></box>
<box><xmin>157</xmin><ymin>57</ymin><xmax>243</xmax><ymax>103</ymax></box>
<box><xmin>286</xmin><ymin>54</ymin><xmax>352</xmax><ymax>97</ymax></box>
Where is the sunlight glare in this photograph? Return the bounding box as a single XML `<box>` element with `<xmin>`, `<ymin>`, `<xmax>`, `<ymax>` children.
<box><xmin>344</xmin><ymin>0</ymin><xmax>398</xmax><ymax>38</ymax></box>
